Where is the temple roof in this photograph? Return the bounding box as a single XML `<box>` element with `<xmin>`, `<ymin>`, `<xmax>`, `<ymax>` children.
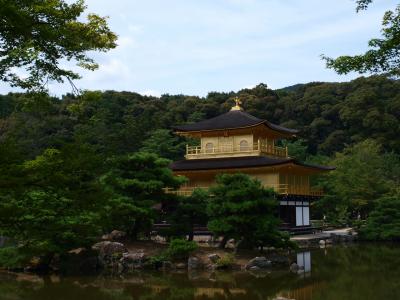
<box><xmin>172</xmin><ymin>110</ymin><xmax>299</xmax><ymax>135</ymax></box>
<box><xmin>170</xmin><ymin>156</ymin><xmax>335</xmax><ymax>172</ymax></box>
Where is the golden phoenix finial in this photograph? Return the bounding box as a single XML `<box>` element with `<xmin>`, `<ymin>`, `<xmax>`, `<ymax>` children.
<box><xmin>231</xmin><ymin>97</ymin><xmax>243</xmax><ymax>111</ymax></box>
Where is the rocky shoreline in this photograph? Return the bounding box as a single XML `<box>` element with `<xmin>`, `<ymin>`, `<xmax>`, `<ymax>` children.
<box><xmin>1</xmin><ymin>229</ymin><xmax>358</xmax><ymax>275</ymax></box>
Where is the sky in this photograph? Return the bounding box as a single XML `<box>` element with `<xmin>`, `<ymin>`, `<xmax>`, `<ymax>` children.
<box><xmin>0</xmin><ymin>0</ymin><xmax>394</xmax><ymax>97</ymax></box>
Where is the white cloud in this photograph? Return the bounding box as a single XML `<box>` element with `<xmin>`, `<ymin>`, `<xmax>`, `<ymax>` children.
<box><xmin>117</xmin><ymin>36</ymin><xmax>136</xmax><ymax>48</ymax></box>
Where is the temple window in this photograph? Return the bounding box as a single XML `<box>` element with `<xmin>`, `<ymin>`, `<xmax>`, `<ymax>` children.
<box><xmin>205</xmin><ymin>142</ymin><xmax>214</xmax><ymax>153</ymax></box>
<box><xmin>239</xmin><ymin>140</ymin><xmax>249</xmax><ymax>151</ymax></box>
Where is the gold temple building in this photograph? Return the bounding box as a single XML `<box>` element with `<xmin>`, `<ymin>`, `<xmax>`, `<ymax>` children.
<box><xmin>169</xmin><ymin>99</ymin><xmax>334</xmax><ymax>231</ymax></box>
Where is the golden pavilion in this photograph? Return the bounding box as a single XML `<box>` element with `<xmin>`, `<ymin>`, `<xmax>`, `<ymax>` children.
<box><xmin>169</xmin><ymin>98</ymin><xmax>334</xmax><ymax>231</ymax></box>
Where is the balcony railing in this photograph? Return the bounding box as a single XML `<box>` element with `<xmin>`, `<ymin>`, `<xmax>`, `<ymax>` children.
<box><xmin>164</xmin><ymin>184</ymin><xmax>323</xmax><ymax>197</ymax></box>
<box><xmin>185</xmin><ymin>141</ymin><xmax>288</xmax><ymax>159</ymax></box>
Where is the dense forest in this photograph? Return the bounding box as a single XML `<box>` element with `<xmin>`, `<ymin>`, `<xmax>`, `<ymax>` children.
<box><xmin>0</xmin><ymin>75</ymin><xmax>400</xmax><ymax>266</ymax></box>
<box><xmin>1</xmin><ymin>75</ymin><xmax>399</xmax><ymax>159</ymax></box>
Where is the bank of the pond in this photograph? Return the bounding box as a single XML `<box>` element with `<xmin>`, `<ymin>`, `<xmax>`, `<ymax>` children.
<box><xmin>1</xmin><ymin>243</ymin><xmax>399</xmax><ymax>300</ymax></box>
<box><xmin>0</xmin><ymin>228</ymin><xmax>358</xmax><ymax>276</ymax></box>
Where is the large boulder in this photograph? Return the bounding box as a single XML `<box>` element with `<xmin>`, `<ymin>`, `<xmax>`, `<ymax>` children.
<box><xmin>225</xmin><ymin>239</ymin><xmax>236</xmax><ymax>249</ymax></box>
<box><xmin>290</xmin><ymin>262</ymin><xmax>299</xmax><ymax>273</ymax></box>
<box><xmin>188</xmin><ymin>256</ymin><xmax>203</xmax><ymax>270</ymax></box>
<box><xmin>207</xmin><ymin>254</ymin><xmax>220</xmax><ymax>263</ymax></box>
<box><xmin>245</xmin><ymin>257</ymin><xmax>272</xmax><ymax>270</ymax></box>
<box><xmin>120</xmin><ymin>250</ymin><xmax>147</xmax><ymax>270</ymax></box>
<box><xmin>101</xmin><ymin>230</ymin><xmax>126</xmax><ymax>241</ymax></box>
<box><xmin>92</xmin><ymin>241</ymin><xmax>128</xmax><ymax>265</ymax></box>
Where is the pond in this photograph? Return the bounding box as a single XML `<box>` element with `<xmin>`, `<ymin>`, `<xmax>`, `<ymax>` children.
<box><xmin>0</xmin><ymin>243</ymin><xmax>399</xmax><ymax>300</ymax></box>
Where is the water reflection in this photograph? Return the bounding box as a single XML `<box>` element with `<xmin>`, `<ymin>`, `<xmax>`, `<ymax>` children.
<box><xmin>1</xmin><ymin>244</ymin><xmax>399</xmax><ymax>300</ymax></box>
<box><xmin>297</xmin><ymin>251</ymin><xmax>311</xmax><ymax>276</ymax></box>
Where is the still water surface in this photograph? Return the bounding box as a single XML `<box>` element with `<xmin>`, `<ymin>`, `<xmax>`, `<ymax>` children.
<box><xmin>0</xmin><ymin>243</ymin><xmax>399</xmax><ymax>300</ymax></box>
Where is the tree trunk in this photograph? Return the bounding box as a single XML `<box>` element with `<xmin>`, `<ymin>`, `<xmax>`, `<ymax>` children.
<box><xmin>219</xmin><ymin>236</ymin><xmax>229</xmax><ymax>249</ymax></box>
<box><xmin>188</xmin><ymin>231</ymin><xmax>194</xmax><ymax>241</ymax></box>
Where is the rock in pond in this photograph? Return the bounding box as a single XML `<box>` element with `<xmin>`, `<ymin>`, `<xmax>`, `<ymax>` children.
<box><xmin>290</xmin><ymin>263</ymin><xmax>299</xmax><ymax>272</ymax></box>
<box><xmin>245</xmin><ymin>257</ymin><xmax>272</xmax><ymax>270</ymax></box>
<box><xmin>92</xmin><ymin>241</ymin><xmax>128</xmax><ymax>264</ymax></box>
<box><xmin>188</xmin><ymin>257</ymin><xmax>203</xmax><ymax>270</ymax></box>
<box><xmin>175</xmin><ymin>262</ymin><xmax>187</xmax><ymax>269</ymax></box>
<box><xmin>120</xmin><ymin>251</ymin><xmax>147</xmax><ymax>270</ymax></box>
<box><xmin>207</xmin><ymin>254</ymin><xmax>221</xmax><ymax>263</ymax></box>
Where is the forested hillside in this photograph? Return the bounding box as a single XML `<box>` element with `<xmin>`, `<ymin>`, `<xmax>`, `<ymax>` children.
<box><xmin>1</xmin><ymin>75</ymin><xmax>399</xmax><ymax>160</ymax></box>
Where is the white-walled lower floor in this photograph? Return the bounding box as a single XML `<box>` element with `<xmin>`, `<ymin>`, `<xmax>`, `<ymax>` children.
<box><xmin>279</xmin><ymin>199</ymin><xmax>311</xmax><ymax>229</ymax></box>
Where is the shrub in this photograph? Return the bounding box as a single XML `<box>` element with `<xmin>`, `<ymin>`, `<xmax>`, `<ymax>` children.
<box><xmin>166</xmin><ymin>239</ymin><xmax>198</xmax><ymax>260</ymax></box>
<box><xmin>0</xmin><ymin>247</ymin><xmax>29</xmax><ymax>269</ymax></box>
<box><xmin>147</xmin><ymin>253</ymin><xmax>169</xmax><ymax>269</ymax></box>
<box><xmin>215</xmin><ymin>254</ymin><xmax>235</xmax><ymax>268</ymax></box>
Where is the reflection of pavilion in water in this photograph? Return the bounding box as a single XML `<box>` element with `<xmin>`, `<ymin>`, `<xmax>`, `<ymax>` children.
<box><xmin>278</xmin><ymin>251</ymin><xmax>327</xmax><ymax>300</ymax></box>
<box><xmin>297</xmin><ymin>251</ymin><xmax>311</xmax><ymax>276</ymax></box>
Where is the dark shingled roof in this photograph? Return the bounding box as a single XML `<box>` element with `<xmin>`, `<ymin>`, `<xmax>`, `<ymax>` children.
<box><xmin>172</xmin><ymin>110</ymin><xmax>299</xmax><ymax>135</ymax></box>
<box><xmin>170</xmin><ymin>156</ymin><xmax>335</xmax><ymax>172</ymax></box>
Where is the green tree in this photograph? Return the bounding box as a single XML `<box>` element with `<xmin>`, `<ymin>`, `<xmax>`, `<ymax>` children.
<box><xmin>320</xmin><ymin>140</ymin><xmax>394</xmax><ymax>222</ymax></box>
<box><xmin>207</xmin><ymin>173</ymin><xmax>287</xmax><ymax>249</ymax></box>
<box><xmin>281</xmin><ymin>139</ymin><xmax>309</xmax><ymax>161</ymax></box>
<box><xmin>0</xmin><ymin>0</ymin><xmax>117</xmax><ymax>91</ymax></box>
<box><xmin>359</xmin><ymin>191</ymin><xmax>400</xmax><ymax>241</ymax></box>
<box><xmin>323</xmin><ymin>1</ymin><xmax>400</xmax><ymax>77</ymax></box>
<box><xmin>0</xmin><ymin>144</ymin><xmax>106</xmax><ymax>264</ymax></box>
<box><xmin>139</xmin><ymin>129</ymin><xmax>186</xmax><ymax>161</ymax></box>
<box><xmin>166</xmin><ymin>188</ymin><xmax>209</xmax><ymax>241</ymax></box>
<box><xmin>100</xmin><ymin>152</ymin><xmax>185</xmax><ymax>239</ymax></box>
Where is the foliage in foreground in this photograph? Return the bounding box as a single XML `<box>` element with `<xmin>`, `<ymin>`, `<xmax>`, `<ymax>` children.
<box><xmin>0</xmin><ymin>0</ymin><xmax>117</xmax><ymax>92</ymax></box>
<box><xmin>324</xmin><ymin>1</ymin><xmax>400</xmax><ymax>77</ymax></box>
<box><xmin>0</xmin><ymin>145</ymin><xmax>106</xmax><ymax>260</ymax></box>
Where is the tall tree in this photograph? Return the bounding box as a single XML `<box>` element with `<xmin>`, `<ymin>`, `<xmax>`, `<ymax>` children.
<box><xmin>100</xmin><ymin>152</ymin><xmax>185</xmax><ymax>239</ymax></box>
<box><xmin>207</xmin><ymin>173</ymin><xmax>288</xmax><ymax>249</ymax></box>
<box><xmin>318</xmin><ymin>139</ymin><xmax>398</xmax><ymax>222</ymax></box>
<box><xmin>0</xmin><ymin>0</ymin><xmax>117</xmax><ymax>92</ymax></box>
<box><xmin>323</xmin><ymin>1</ymin><xmax>400</xmax><ymax>77</ymax></box>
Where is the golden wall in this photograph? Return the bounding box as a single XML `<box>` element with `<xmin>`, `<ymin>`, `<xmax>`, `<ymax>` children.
<box><xmin>178</xmin><ymin>168</ymin><xmax>310</xmax><ymax>191</ymax></box>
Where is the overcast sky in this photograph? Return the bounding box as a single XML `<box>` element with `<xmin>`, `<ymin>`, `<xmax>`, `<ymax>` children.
<box><xmin>0</xmin><ymin>0</ymin><xmax>393</xmax><ymax>97</ymax></box>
